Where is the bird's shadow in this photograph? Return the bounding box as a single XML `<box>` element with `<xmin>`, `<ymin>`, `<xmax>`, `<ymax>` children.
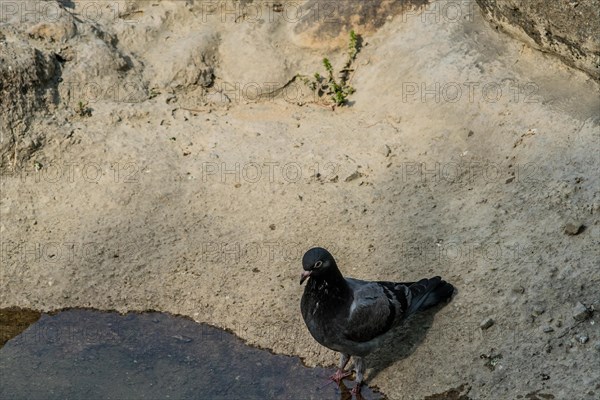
<box><xmin>363</xmin><ymin>294</ymin><xmax>456</xmax><ymax>385</ymax></box>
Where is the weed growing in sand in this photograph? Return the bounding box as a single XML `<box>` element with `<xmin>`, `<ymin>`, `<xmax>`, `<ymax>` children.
<box><xmin>75</xmin><ymin>101</ymin><xmax>92</xmax><ymax>117</ymax></box>
<box><xmin>149</xmin><ymin>87</ymin><xmax>161</xmax><ymax>100</ymax></box>
<box><xmin>305</xmin><ymin>30</ymin><xmax>362</xmax><ymax>107</ymax></box>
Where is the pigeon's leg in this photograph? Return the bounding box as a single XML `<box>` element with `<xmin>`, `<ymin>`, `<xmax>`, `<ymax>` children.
<box><xmin>351</xmin><ymin>356</ymin><xmax>365</xmax><ymax>395</ymax></box>
<box><xmin>329</xmin><ymin>353</ymin><xmax>352</xmax><ymax>383</ymax></box>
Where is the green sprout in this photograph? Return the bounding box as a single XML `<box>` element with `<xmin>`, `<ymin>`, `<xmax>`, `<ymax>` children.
<box><xmin>149</xmin><ymin>87</ymin><xmax>161</xmax><ymax>99</ymax></box>
<box><xmin>349</xmin><ymin>30</ymin><xmax>358</xmax><ymax>59</ymax></box>
<box><xmin>75</xmin><ymin>101</ymin><xmax>92</xmax><ymax>117</ymax></box>
<box><xmin>305</xmin><ymin>31</ymin><xmax>363</xmax><ymax>107</ymax></box>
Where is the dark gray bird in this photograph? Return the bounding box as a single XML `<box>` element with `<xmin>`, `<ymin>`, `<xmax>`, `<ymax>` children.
<box><xmin>300</xmin><ymin>247</ymin><xmax>454</xmax><ymax>395</ymax></box>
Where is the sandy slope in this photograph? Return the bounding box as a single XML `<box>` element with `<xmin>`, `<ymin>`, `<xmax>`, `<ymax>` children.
<box><xmin>1</xmin><ymin>1</ymin><xmax>599</xmax><ymax>399</ymax></box>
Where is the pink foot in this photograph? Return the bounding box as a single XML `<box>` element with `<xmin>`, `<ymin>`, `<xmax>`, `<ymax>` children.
<box><xmin>329</xmin><ymin>369</ymin><xmax>352</xmax><ymax>384</ymax></box>
<box><xmin>351</xmin><ymin>383</ymin><xmax>362</xmax><ymax>395</ymax></box>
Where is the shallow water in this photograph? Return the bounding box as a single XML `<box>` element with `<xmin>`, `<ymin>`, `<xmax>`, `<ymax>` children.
<box><xmin>0</xmin><ymin>309</ymin><xmax>385</xmax><ymax>400</ymax></box>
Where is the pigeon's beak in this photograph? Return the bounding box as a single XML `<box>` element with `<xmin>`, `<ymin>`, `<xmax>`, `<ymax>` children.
<box><xmin>300</xmin><ymin>270</ymin><xmax>311</xmax><ymax>285</ymax></box>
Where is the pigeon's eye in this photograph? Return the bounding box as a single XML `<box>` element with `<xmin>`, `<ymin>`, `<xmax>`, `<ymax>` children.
<box><xmin>314</xmin><ymin>261</ymin><xmax>323</xmax><ymax>269</ymax></box>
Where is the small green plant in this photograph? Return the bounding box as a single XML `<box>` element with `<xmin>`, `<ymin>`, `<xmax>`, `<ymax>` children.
<box><xmin>305</xmin><ymin>30</ymin><xmax>362</xmax><ymax>107</ymax></box>
<box><xmin>349</xmin><ymin>30</ymin><xmax>359</xmax><ymax>59</ymax></box>
<box><xmin>323</xmin><ymin>58</ymin><xmax>334</xmax><ymax>76</ymax></box>
<box><xmin>75</xmin><ymin>101</ymin><xmax>92</xmax><ymax>117</ymax></box>
<box><xmin>149</xmin><ymin>87</ymin><xmax>161</xmax><ymax>99</ymax></box>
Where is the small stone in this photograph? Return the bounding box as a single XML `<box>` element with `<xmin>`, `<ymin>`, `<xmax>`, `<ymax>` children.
<box><xmin>542</xmin><ymin>325</ymin><xmax>554</xmax><ymax>333</ymax></box>
<box><xmin>468</xmin><ymin>130</ymin><xmax>474</xmax><ymax>137</ymax></box>
<box><xmin>269</xmin><ymin>224</ymin><xmax>276</xmax><ymax>230</ymax></box>
<box><xmin>572</xmin><ymin>302</ymin><xmax>591</xmax><ymax>321</ymax></box>
<box><xmin>574</xmin><ymin>333</ymin><xmax>589</xmax><ymax>344</ymax></box>
<box><xmin>564</xmin><ymin>223</ymin><xmax>585</xmax><ymax>235</ymax></box>
<box><xmin>480</xmin><ymin>317</ymin><xmax>495</xmax><ymax>330</ymax></box>
<box><xmin>555</xmin><ymin>320</ymin><xmax>563</xmax><ymax>328</ymax></box>
<box><xmin>345</xmin><ymin>171</ymin><xmax>363</xmax><ymax>182</ymax></box>
<box><xmin>531</xmin><ymin>306</ymin><xmax>545</xmax><ymax>317</ymax></box>
<box><xmin>512</xmin><ymin>285</ymin><xmax>525</xmax><ymax>294</ymax></box>
<box><xmin>594</xmin><ymin>341</ymin><xmax>600</xmax><ymax>352</ymax></box>
<box><xmin>172</xmin><ymin>335</ymin><xmax>192</xmax><ymax>343</ymax></box>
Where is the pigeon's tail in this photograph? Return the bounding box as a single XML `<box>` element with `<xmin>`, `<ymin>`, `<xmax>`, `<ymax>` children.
<box><xmin>407</xmin><ymin>277</ymin><xmax>454</xmax><ymax>314</ymax></box>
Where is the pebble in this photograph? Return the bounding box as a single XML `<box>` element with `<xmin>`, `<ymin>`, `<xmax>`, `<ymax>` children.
<box><xmin>564</xmin><ymin>222</ymin><xmax>585</xmax><ymax>235</ymax></box>
<box><xmin>532</xmin><ymin>305</ymin><xmax>545</xmax><ymax>317</ymax></box>
<box><xmin>172</xmin><ymin>334</ymin><xmax>193</xmax><ymax>343</ymax></box>
<box><xmin>512</xmin><ymin>285</ymin><xmax>525</xmax><ymax>294</ymax></box>
<box><xmin>542</xmin><ymin>325</ymin><xmax>554</xmax><ymax>333</ymax></box>
<box><xmin>572</xmin><ymin>302</ymin><xmax>591</xmax><ymax>321</ymax></box>
<box><xmin>345</xmin><ymin>171</ymin><xmax>363</xmax><ymax>182</ymax></box>
<box><xmin>574</xmin><ymin>333</ymin><xmax>589</xmax><ymax>344</ymax></box>
<box><xmin>594</xmin><ymin>341</ymin><xmax>600</xmax><ymax>352</ymax></box>
<box><xmin>480</xmin><ymin>317</ymin><xmax>495</xmax><ymax>330</ymax></box>
<box><xmin>555</xmin><ymin>320</ymin><xmax>563</xmax><ymax>328</ymax></box>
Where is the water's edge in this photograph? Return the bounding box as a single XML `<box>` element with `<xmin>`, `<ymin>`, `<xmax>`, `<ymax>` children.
<box><xmin>0</xmin><ymin>308</ymin><xmax>385</xmax><ymax>400</ymax></box>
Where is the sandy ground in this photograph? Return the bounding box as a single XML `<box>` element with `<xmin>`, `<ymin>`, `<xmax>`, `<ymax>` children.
<box><xmin>1</xmin><ymin>1</ymin><xmax>599</xmax><ymax>399</ymax></box>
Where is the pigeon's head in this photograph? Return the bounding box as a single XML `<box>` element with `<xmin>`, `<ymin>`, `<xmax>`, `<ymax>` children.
<box><xmin>300</xmin><ymin>247</ymin><xmax>336</xmax><ymax>284</ymax></box>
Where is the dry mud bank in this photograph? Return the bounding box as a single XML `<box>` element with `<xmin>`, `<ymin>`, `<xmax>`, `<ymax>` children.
<box><xmin>1</xmin><ymin>1</ymin><xmax>599</xmax><ymax>399</ymax></box>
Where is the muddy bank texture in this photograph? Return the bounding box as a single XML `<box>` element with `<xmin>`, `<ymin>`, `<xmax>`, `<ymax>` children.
<box><xmin>476</xmin><ymin>0</ymin><xmax>600</xmax><ymax>81</ymax></box>
<box><xmin>1</xmin><ymin>1</ymin><xmax>599</xmax><ymax>399</ymax></box>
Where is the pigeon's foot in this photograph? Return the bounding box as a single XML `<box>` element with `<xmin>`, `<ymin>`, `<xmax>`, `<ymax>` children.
<box><xmin>351</xmin><ymin>382</ymin><xmax>362</xmax><ymax>395</ymax></box>
<box><xmin>330</xmin><ymin>353</ymin><xmax>352</xmax><ymax>384</ymax></box>
<box><xmin>329</xmin><ymin>368</ymin><xmax>352</xmax><ymax>384</ymax></box>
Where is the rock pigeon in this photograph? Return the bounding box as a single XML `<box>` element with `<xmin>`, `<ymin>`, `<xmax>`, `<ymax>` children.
<box><xmin>300</xmin><ymin>247</ymin><xmax>454</xmax><ymax>394</ymax></box>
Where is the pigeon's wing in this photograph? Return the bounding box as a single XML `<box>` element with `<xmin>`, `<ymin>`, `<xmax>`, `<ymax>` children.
<box><xmin>341</xmin><ymin>279</ymin><xmax>412</xmax><ymax>343</ymax></box>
